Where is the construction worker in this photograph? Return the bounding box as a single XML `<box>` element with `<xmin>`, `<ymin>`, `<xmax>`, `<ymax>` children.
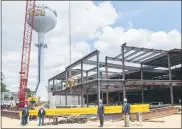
<box><xmin>21</xmin><ymin>105</ymin><xmax>29</xmax><ymax>126</ymax></box>
<box><xmin>38</xmin><ymin>106</ymin><xmax>46</xmax><ymax>126</ymax></box>
<box><xmin>122</xmin><ymin>98</ymin><xmax>130</xmax><ymax>127</ymax></box>
<box><xmin>97</xmin><ymin>99</ymin><xmax>104</xmax><ymax>127</ymax></box>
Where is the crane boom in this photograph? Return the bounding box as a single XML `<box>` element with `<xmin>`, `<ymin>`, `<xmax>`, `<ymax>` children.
<box><xmin>17</xmin><ymin>0</ymin><xmax>35</xmax><ymax>107</ymax></box>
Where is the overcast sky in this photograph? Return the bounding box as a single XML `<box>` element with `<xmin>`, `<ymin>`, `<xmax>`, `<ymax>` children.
<box><xmin>2</xmin><ymin>1</ymin><xmax>181</xmax><ymax>100</ymax></box>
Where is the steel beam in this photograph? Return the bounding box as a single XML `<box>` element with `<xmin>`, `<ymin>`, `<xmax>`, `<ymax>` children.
<box><xmin>124</xmin><ymin>45</ymin><xmax>167</xmax><ymax>53</ymax></box>
<box><xmin>115</xmin><ymin>53</ymin><xmax>122</xmax><ymax>59</ymax></box>
<box><xmin>124</xmin><ymin>49</ymin><xmax>132</xmax><ymax>54</ymax></box>
<box><xmin>85</xmin><ymin>60</ymin><xmax>139</xmax><ymax>71</ymax></box>
<box><xmin>134</xmin><ymin>52</ymin><xmax>158</xmax><ymax>63</ymax></box>
<box><xmin>128</xmin><ymin>51</ymin><xmax>149</xmax><ymax>61</ymax></box>
<box><xmin>142</xmin><ymin>53</ymin><xmax>166</xmax><ymax>64</ymax></box>
<box><xmin>66</xmin><ymin>50</ymin><xmax>99</xmax><ymax>70</ymax></box>
<box><xmin>124</xmin><ymin>50</ymin><xmax>140</xmax><ymax>60</ymax></box>
<box><xmin>107</xmin><ymin>56</ymin><xmax>122</xmax><ymax>61</ymax></box>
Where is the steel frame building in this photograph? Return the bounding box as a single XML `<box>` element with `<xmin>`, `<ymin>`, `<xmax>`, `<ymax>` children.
<box><xmin>48</xmin><ymin>43</ymin><xmax>182</xmax><ymax>107</ymax></box>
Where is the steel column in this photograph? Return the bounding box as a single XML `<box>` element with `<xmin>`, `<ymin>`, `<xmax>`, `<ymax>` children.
<box><xmin>101</xmin><ymin>90</ymin><xmax>104</xmax><ymax>102</ymax></box>
<box><xmin>141</xmin><ymin>64</ymin><xmax>143</xmax><ymax>80</ymax></box>
<box><xmin>105</xmin><ymin>56</ymin><xmax>109</xmax><ymax>105</ymax></box>
<box><xmin>168</xmin><ymin>54</ymin><xmax>174</xmax><ymax>105</ymax></box>
<box><xmin>81</xmin><ymin>61</ymin><xmax>84</xmax><ymax>107</ymax></box>
<box><xmin>141</xmin><ymin>90</ymin><xmax>144</xmax><ymax>103</ymax></box>
<box><xmin>97</xmin><ymin>51</ymin><xmax>100</xmax><ymax>106</ymax></box>
<box><xmin>86</xmin><ymin>72</ymin><xmax>89</xmax><ymax>107</ymax></box>
<box><xmin>86</xmin><ymin>89</ymin><xmax>89</xmax><ymax>107</ymax></box>
<box><xmin>52</xmin><ymin>78</ymin><xmax>55</xmax><ymax>90</ymax></box>
<box><xmin>121</xmin><ymin>43</ymin><xmax>126</xmax><ymax>100</ymax></box>
<box><xmin>78</xmin><ymin>95</ymin><xmax>80</xmax><ymax>105</ymax></box>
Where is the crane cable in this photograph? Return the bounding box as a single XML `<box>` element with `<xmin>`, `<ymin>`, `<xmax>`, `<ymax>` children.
<box><xmin>68</xmin><ymin>1</ymin><xmax>75</xmax><ymax>106</ymax></box>
<box><xmin>69</xmin><ymin>0</ymin><xmax>71</xmax><ymax>65</ymax></box>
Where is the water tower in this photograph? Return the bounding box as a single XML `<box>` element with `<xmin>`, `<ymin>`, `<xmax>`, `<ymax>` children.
<box><xmin>27</xmin><ymin>4</ymin><xmax>57</xmax><ymax>94</ymax></box>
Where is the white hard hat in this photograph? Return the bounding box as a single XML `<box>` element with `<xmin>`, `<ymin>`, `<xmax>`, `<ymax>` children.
<box><xmin>99</xmin><ymin>99</ymin><xmax>102</xmax><ymax>102</ymax></box>
<box><xmin>124</xmin><ymin>98</ymin><xmax>127</xmax><ymax>102</ymax></box>
<box><xmin>24</xmin><ymin>105</ymin><xmax>27</xmax><ymax>107</ymax></box>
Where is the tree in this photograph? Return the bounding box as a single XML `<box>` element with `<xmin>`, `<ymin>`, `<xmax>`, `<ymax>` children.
<box><xmin>26</xmin><ymin>88</ymin><xmax>34</xmax><ymax>98</ymax></box>
<box><xmin>26</xmin><ymin>88</ymin><xmax>31</xmax><ymax>93</ymax></box>
<box><xmin>1</xmin><ymin>82</ymin><xmax>9</xmax><ymax>92</ymax></box>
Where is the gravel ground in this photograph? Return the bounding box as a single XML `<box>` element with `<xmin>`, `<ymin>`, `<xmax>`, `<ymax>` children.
<box><xmin>1</xmin><ymin>113</ymin><xmax>181</xmax><ymax>128</ymax></box>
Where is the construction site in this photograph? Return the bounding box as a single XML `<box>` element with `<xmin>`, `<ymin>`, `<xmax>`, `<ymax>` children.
<box><xmin>1</xmin><ymin>0</ymin><xmax>182</xmax><ymax>128</ymax></box>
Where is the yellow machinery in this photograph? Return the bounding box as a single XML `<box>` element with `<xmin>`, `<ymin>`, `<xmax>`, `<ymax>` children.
<box><xmin>20</xmin><ymin>104</ymin><xmax>149</xmax><ymax>116</ymax></box>
<box><xmin>28</xmin><ymin>96</ymin><xmax>38</xmax><ymax>102</ymax></box>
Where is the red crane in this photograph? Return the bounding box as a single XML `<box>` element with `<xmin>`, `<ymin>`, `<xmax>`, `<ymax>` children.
<box><xmin>17</xmin><ymin>0</ymin><xmax>35</xmax><ymax>108</ymax></box>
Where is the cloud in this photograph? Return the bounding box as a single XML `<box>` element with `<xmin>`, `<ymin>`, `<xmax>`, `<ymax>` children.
<box><xmin>2</xmin><ymin>1</ymin><xmax>181</xmax><ymax>101</ymax></box>
<box><xmin>94</xmin><ymin>26</ymin><xmax>181</xmax><ymax>60</ymax></box>
<box><xmin>2</xmin><ymin>1</ymin><xmax>118</xmax><ymax>100</ymax></box>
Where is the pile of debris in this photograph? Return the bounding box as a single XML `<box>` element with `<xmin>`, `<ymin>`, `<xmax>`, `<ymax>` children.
<box><xmin>44</xmin><ymin>115</ymin><xmax>88</xmax><ymax>125</ymax></box>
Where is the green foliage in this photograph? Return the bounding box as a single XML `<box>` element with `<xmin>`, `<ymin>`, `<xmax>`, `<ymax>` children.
<box><xmin>26</xmin><ymin>88</ymin><xmax>34</xmax><ymax>98</ymax></box>
<box><xmin>26</xmin><ymin>88</ymin><xmax>31</xmax><ymax>93</ymax></box>
<box><xmin>1</xmin><ymin>82</ymin><xmax>9</xmax><ymax>92</ymax></box>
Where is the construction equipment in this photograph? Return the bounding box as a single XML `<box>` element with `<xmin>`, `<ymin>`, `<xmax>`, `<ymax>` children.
<box><xmin>16</xmin><ymin>0</ymin><xmax>35</xmax><ymax>108</ymax></box>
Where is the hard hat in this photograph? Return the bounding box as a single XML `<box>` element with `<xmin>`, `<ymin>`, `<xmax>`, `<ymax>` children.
<box><xmin>124</xmin><ymin>98</ymin><xmax>127</xmax><ymax>102</ymax></box>
<box><xmin>99</xmin><ymin>99</ymin><xmax>102</xmax><ymax>102</ymax></box>
<box><xmin>24</xmin><ymin>105</ymin><xmax>27</xmax><ymax>107</ymax></box>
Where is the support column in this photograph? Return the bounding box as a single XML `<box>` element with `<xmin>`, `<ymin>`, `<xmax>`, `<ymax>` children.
<box><xmin>121</xmin><ymin>43</ymin><xmax>126</xmax><ymax>100</ymax></box>
<box><xmin>141</xmin><ymin>90</ymin><xmax>144</xmax><ymax>103</ymax></box>
<box><xmin>118</xmin><ymin>91</ymin><xmax>121</xmax><ymax>103</ymax></box>
<box><xmin>86</xmin><ymin>71</ymin><xmax>88</xmax><ymax>81</ymax></box>
<box><xmin>101</xmin><ymin>90</ymin><xmax>104</xmax><ymax>101</ymax></box>
<box><xmin>52</xmin><ymin>79</ymin><xmax>55</xmax><ymax>92</ymax></box>
<box><xmin>97</xmin><ymin>51</ymin><xmax>100</xmax><ymax>106</ymax></box>
<box><xmin>86</xmin><ymin>89</ymin><xmax>89</xmax><ymax>107</ymax></box>
<box><xmin>168</xmin><ymin>54</ymin><xmax>174</xmax><ymax>105</ymax></box>
<box><xmin>78</xmin><ymin>95</ymin><xmax>80</xmax><ymax>105</ymax></box>
<box><xmin>105</xmin><ymin>56</ymin><xmax>109</xmax><ymax>105</ymax></box>
<box><xmin>141</xmin><ymin>64</ymin><xmax>144</xmax><ymax>103</ymax></box>
<box><xmin>86</xmin><ymin>72</ymin><xmax>89</xmax><ymax>107</ymax></box>
<box><xmin>65</xmin><ymin>92</ymin><xmax>67</xmax><ymax>106</ymax></box>
<box><xmin>141</xmin><ymin>64</ymin><xmax>143</xmax><ymax>80</ymax></box>
<box><xmin>81</xmin><ymin>61</ymin><xmax>84</xmax><ymax>107</ymax></box>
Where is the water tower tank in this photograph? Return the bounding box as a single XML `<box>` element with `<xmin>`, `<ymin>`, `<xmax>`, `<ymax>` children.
<box><xmin>27</xmin><ymin>4</ymin><xmax>57</xmax><ymax>33</ymax></box>
<box><xmin>27</xmin><ymin>4</ymin><xmax>57</xmax><ymax>94</ymax></box>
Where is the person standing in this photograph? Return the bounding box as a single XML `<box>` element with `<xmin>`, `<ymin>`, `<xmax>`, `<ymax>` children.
<box><xmin>97</xmin><ymin>99</ymin><xmax>104</xmax><ymax>127</ymax></box>
<box><xmin>38</xmin><ymin>106</ymin><xmax>46</xmax><ymax>126</ymax></box>
<box><xmin>21</xmin><ymin>105</ymin><xmax>29</xmax><ymax>126</ymax></box>
<box><xmin>122</xmin><ymin>98</ymin><xmax>130</xmax><ymax>127</ymax></box>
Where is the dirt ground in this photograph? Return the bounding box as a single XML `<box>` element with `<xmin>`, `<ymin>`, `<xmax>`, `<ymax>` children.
<box><xmin>1</xmin><ymin>113</ymin><xmax>181</xmax><ymax>128</ymax></box>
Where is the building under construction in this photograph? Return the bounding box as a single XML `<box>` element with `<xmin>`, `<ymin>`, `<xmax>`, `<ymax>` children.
<box><xmin>47</xmin><ymin>43</ymin><xmax>181</xmax><ymax>108</ymax></box>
